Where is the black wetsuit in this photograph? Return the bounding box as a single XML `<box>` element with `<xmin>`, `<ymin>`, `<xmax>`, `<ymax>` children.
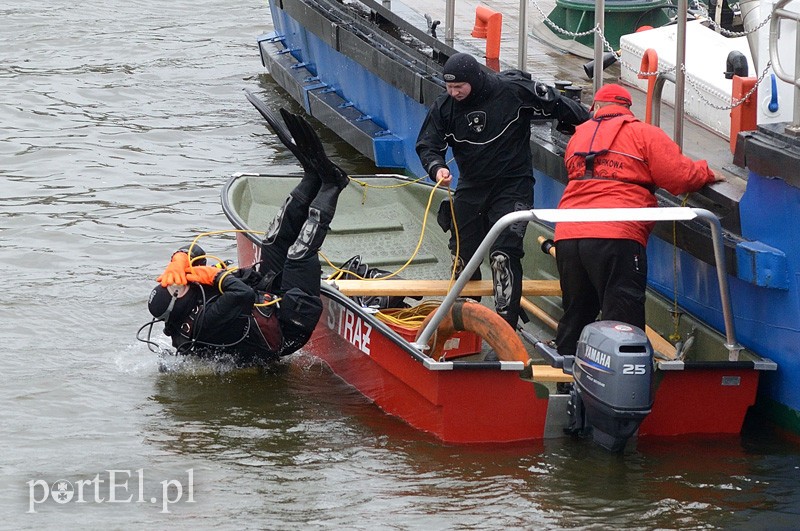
<box><xmin>416</xmin><ymin>70</ymin><xmax>589</xmax><ymax>327</ymax></box>
<box><xmin>166</xmin><ymin>268</ymin><xmax>316</xmax><ymax>365</ymax></box>
<box><xmin>151</xmin><ymin>106</ymin><xmax>347</xmax><ymax>366</ymax></box>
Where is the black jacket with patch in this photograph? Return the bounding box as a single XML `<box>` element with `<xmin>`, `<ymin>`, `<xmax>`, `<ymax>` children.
<box><xmin>415</xmin><ymin>70</ymin><xmax>589</xmax><ymax>189</ymax></box>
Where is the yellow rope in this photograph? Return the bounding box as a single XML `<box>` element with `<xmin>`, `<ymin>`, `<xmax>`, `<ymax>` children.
<box><xmin>216</xmin><ymin>268</ymin><xmax>235</xmax><ymax>292</ymax></box>
<box><xmin>669</xmin><ymin>195</ymin><xmax>691</xmax><ymax>342</ymax></box>
<box><xmin>347</xmin><ymin>175</ymin><xmax>428</xmax><ymax>205</ymax></box>
<box><xmin>375</xmin><ymin>301</ymin><xmax>442</xmax><ymax>328</ymax></box>
<box><xmin>179</xmin><ymin>174</ymin><xmax>466</xmax><ymax>316</ymax></box>
<box><xmin>184</xmin><ymin>229</ymin><xmax>265</xmax><ymax>269</ymax></box>
<box><xmin>317</xmin><ymin>174</ymin><xmax>462</xmax><ymax>328</ymax></box>
<box><xmin>321</xmin><ymin>178</ymin><xmax>461</xmax><ymax>284</ymax></box>
<box><xmin>178</xmin><ymin>229</ymin><xmax>280</xmax><ymax>307</ymax></box>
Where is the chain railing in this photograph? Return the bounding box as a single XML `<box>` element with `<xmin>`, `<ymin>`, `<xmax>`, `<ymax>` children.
<box><xmin>528</xmin><ymin>0</ymin><xmax>774</xmax><ymax>111</ymax></box>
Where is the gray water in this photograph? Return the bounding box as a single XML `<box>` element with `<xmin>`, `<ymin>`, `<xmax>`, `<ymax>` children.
<box><xmin>3</xmin><ymin>0</ymin><xmax>800</xmax><ymax>528</ymax></box>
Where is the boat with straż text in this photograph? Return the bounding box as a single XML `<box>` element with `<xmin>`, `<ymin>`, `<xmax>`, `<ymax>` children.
<box><xmin>254</xmin><ymin>0</ymin><xmax>800</xmax><ymax>438</ymax></box>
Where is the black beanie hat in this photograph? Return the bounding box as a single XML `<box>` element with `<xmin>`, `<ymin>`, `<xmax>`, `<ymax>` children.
<box><xmin>442</xmin><ymin>53</ymin><xmax>484</xmax><ymax>88</ymax></box>
<box><xmin>180</xmin><ymin>243</ymin><xmax>207</xmax><ymax>266</ymax></box>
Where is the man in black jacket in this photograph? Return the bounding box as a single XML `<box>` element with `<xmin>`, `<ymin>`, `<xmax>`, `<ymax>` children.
<box><xmin>416</xmin><ymin>52</ymin><xmax>589</xmax><ymax>329</ymax></box>
<box><xmin>147</xmin><ymin>107</ymin><xmax>348</xmax><ymax>365</ymax></box>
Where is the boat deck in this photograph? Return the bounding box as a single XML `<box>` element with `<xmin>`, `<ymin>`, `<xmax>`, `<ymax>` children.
<box><xmin>234</xmin><ymin>174</ymin><xmax>692</xmax><ymax>362</ymax></box>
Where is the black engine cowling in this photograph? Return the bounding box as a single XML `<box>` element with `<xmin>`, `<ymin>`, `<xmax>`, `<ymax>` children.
<box><xmin>566</xmin><ymin>321</ymin><xmax>655</xmax><ymax>451</ymax></box>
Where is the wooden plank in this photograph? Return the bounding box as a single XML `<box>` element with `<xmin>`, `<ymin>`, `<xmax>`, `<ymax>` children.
<box><xmin>646</xmin><ymin>329</ymin><xmax>678</xmax><ymax>360</ymax></box>
<box><xmin>329</xmin><ymin>279</ymin><xmax>563</xmax><ymax>297</ymax></box>
<box><xmin>532</xmin><ymin>365</ymin><xmax>573</xmax><ymax>383</ymax></box>
<box><xmin>520</xmin><ymin>298</ymin><xmax>559</xmax><ymax>330</ymax></box>
<box><xmin>331</xmin><ymin>279</ymin><xmax>677</xmax><ymax>359</ymax></box>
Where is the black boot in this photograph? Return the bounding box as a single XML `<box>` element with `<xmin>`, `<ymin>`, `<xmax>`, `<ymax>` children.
<box><xmin>491</xmin><ymin>250</ymin><xmax>522</xmax><ymax>329</ymax></box>
<box><xmin>286</xmin><ymin>183</ymin><xmax>341</xmax><ymax>261</ymax></box>
<box><xmin>279</xmin><ymin>182</ymin><xmax>343</xmax><ymax>294</ymax></box>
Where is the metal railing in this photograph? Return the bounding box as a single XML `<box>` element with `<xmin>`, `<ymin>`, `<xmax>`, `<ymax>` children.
<box><xmin>769</xmin><ymin>0</ymin><xmax>800</xmax><ymax>135</ymax></box>
<box><xmin>412</xmin><ymin>207</ymin><xmax>744</xmax><ymax>361</ymax></box>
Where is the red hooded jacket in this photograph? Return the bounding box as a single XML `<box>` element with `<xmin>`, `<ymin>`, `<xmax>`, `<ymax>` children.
<box><xmin>554</xmin><ymin>105</ymin><xmax>715</xmax><ymax>246</ymax></box>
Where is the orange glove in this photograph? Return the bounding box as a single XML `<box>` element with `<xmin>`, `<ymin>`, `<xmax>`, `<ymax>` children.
<box><xmin>157</xmin><ymin>252</ymin><xmax>190</xmax><ymax>287</ymax></box>
<box><xmin>185</xmin><ymin>265</ymin><xmax>220</xmax><ymax>286</ymax></box>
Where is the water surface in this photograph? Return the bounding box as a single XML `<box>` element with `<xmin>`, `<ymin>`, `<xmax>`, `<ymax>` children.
<box><xmin>2</xmin><ymin>0</ymin><xmax>799</xmax><ymax>528</ymax></box>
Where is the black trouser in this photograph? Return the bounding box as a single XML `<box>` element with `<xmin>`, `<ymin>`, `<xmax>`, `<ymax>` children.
<box><xmin>450</xmin><ymin>177</ymin><xmax>533</xmax><ymax>328</ymax></box>
<box><xmin>259</xmin><ymin>179</ymin><xmax>340</xmax><ymax>355</ymax></box>
<box><xmin>554</xmin><ymin>238</ymin><xmax>647</xmax><ymax>357</ymax></box>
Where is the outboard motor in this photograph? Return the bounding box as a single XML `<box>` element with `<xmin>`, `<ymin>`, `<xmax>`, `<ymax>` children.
<box><xmin>566</xmin><ymin>321</ymin><xmax>655</xmax><ymax>451</ymax></box>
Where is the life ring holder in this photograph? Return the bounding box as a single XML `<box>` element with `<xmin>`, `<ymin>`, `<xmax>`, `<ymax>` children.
<box><xmin>415</xmin><ymin>298</ymin><xmax>531</xmax><ymax>365</ymax></box>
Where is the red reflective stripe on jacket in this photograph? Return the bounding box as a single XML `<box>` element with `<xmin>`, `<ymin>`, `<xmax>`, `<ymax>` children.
<box><xmin>555</xmin><ymin>105</ymin><xmax>715</xmax><ymax>246</ymax></box>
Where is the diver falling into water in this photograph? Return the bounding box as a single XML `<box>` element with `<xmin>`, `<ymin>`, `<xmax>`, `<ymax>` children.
<box><xmin>140</xmin><ymin>105</ymin><xmax>349</xmax><ymax>365</ymax></box>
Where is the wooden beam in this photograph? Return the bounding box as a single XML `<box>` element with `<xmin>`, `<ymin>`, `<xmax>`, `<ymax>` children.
<box><xmin>330</xmin><ymin>278</ymin><xmax>678</xmax><ymax>360</ymax></box>
<box><xmin>329</xmin><ymin>279</ymin><xmax>562</xmax><ymax>297</ymax></box>
<box><xmin>645</xmin><ymin>329</ymin><xmax>678</xmax><ymax>360</ymax></box>
<box><xmin>520</xmin><ymin>298</ymin><xmax>559</xmax><ymax>330</ymax></box>
<box><xmin>531</xmin><ymin>365</ymin><xmax>573</xmax><ymax>383</ymax></box>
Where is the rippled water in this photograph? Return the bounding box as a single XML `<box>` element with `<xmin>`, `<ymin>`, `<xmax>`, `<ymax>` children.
<box><xmin>3</xmin><ymin>0</ymin><xmax>800</xmax><ymax>528</ymax></box>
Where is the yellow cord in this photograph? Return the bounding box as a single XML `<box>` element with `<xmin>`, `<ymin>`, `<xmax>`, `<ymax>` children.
<box><xmin>176</xmin><ymin>174</ymin><xmax>465</xmax><ymax>320</ymax></box>
<box><xmin>321</xmin><ymin>178</ymin><xmax>460</xmax><ymax>283</ymax></box>
<box><xmin>347</xmin><ymin>175</ymin><xmax>428</xmax><ymax>205</ymax></box>
<box><xmin>216</xmin><ymin>268</ymin><xmax>235</xmax><ymax>293</ymax></box>
<box><xmin>375</xmin><ymin>301</ymin><xmax>442</xmax><ymax>328</ymax></box>
<box><xmin>184</xmin><ymin>229</ymin><xmax>266</xmax><ymax>269</ymax></box>
<box><xmin>177</xmin><ymin>229</ymin><xmax>282</xmax><ymax>307</ymax></box>
<box><xmin>319</xmin><ymin>174</ymin><xmax>463</xmax><ymax>327</ymax></box>
<box><xmin>669</xmin><ymin>195</ymin><xmax>691</xmax><ymax>342</ymax></box>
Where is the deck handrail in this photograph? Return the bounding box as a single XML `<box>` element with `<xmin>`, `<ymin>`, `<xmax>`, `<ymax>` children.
<box><xmin>769</xmin><ymin>0</ymin><xmax>800</xmax><ymax>135</ymax></box>
<box><xmin>648</xmin><ymin>70</ymin><xmax>677</xmax><ymax>132</ymax></box>
<box><xmin>412</xmin><ymin>207</ymin><xmax>744</xmax><ymax>361</ymax></box>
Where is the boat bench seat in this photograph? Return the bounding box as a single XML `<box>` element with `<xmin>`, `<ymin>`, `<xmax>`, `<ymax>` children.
<box><xmin>329</xmin><ymin>279</ymin><xmax>562</xmax><ymax>297</ymax></box>
<box><xmin>330</xmin><ymin>278</ymin><xmax>678</xmax><ymax>360</ymax></box>
<box><xmin>531</xmin><ymin>365</ymin><xmax>574</xmax><ymax>383</ymax></box>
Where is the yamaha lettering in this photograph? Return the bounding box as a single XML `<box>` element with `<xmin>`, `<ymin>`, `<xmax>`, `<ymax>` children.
<box><xmin>583</xmin><ymin>345</ymin><xmax>611</xmax><ymax>369</ymax></box>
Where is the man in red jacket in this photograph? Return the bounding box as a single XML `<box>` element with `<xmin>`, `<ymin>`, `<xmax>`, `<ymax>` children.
<box><xmin>553</xmin><ymin>83</ymin><xmax>725</xmax><ymax>358</ymax></box>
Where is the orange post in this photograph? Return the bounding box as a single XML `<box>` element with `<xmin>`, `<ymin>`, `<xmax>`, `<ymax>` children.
<box><xmin>471</xmin><ymin>5</ymin><xmax>502</xmax><ymax>61</ymax></box>
<box><xmin>730</xmin><ymin>76</ymin><xmax>757</xmax><ymax>154</ymax></box>
<box><xmin>638</xmin><ymin>48</ymin><xmax>659</xmax><ymax>124</ymax></box>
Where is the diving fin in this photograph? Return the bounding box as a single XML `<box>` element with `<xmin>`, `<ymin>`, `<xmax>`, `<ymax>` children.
<box><xmin>244</xmin><ymin>89</ymin><xmax>304</xmax><ymax>162</ymax></box>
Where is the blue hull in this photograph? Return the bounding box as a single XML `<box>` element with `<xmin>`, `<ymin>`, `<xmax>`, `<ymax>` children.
<box><xmin>262</xmin><ymin>0</ymin><xmax>435</xmax><ymax>175</ymax></box>
<box><xmin>259</xmin><ymin>0</ymin><xmax>800</xmax><ymax>433</ymax></box>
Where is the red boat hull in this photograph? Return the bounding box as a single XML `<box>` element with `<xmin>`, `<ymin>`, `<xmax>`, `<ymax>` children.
<box><xmin>641</xmin><ymin>368</ymin><xmax>759</xmax><ymax>436</ymax></box>
<box><xmin>233</xmin><ymin>233</ymin><xmax>761</xmax><ymax>443</ymax></box>
<box><xmin>307</xmin><ymin>297</ymin><xmax>550</xmax><ymax>444</ymax></box>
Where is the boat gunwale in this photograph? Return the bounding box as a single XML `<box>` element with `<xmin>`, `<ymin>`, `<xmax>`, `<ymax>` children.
<box><xmin>222</xmin><ymin>172</ymin><xmax>775</xmax><ymax>373</ymax></box>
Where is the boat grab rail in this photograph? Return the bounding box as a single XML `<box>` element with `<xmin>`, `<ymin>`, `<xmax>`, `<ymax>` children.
<box><xmin>648</xmin><ymin>70</ymin><xmax>677</xmax><ymax>134</ymax></box>
<box><xmin>412</xmin><ymin>207</ymin><xmax>744</xmax><ymax>361</ymax></box>
<box><xmin>769</xmin><ymin>0</ymin><xmax>800</xmax><ymax>134</ymax></box>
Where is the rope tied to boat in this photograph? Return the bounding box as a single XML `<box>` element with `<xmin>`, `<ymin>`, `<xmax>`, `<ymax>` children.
<box><xmin>322</xmin><ymin>176</ymin><xmax>462</xmax><ymax>286</ymax></box>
